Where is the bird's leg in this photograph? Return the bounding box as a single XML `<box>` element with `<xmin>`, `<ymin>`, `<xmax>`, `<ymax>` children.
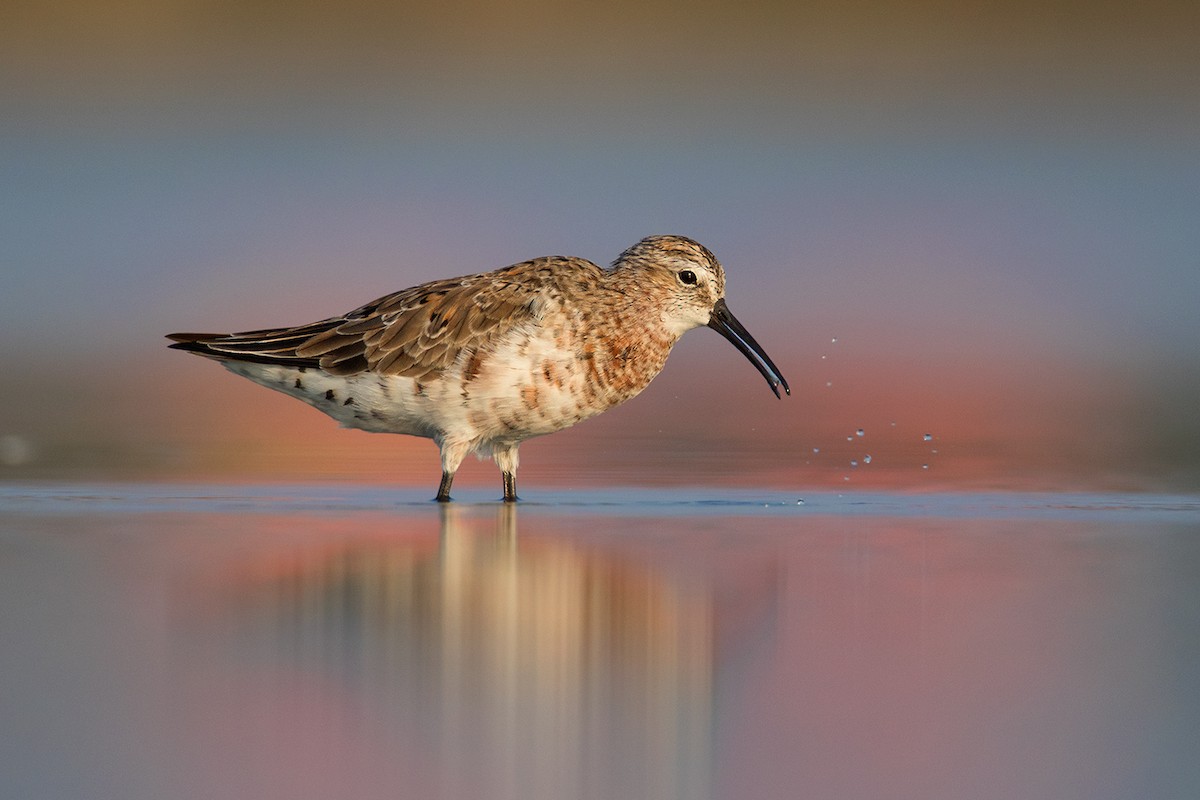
<box><xmin>436</xmin><ymin>439</ymin><xmax>471</xmax><ymax>503</ymax></box>
<box><xmin>494</xmin><ymin>444</ymin><xmax>520</xmax><ymax>503</ymax></box>
<box><xmin>436</xmin><ymin>471</ymin><xmax>454</xmax><ymax>502</ymax></box>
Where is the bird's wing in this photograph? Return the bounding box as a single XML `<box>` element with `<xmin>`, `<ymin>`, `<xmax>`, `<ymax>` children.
<box><xmin>168</xmin><ymin>257</ymin><xmax>596</xmax><ymax>381</ymax></box>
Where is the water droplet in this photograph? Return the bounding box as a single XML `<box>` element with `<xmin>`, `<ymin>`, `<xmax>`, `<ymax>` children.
<box><xmin>864</xmin><ymin>454</ymin><xmax>872</xmax><ymax>464</ymax></box>
<box><xmin>855</xmin><ymin>428</ymin><xmax>864</xmax><ymax>437</ymax></box>
<box><xmin>821</xmin><ymin>354</ymin><xmax>827</xmax><ymax>360</ymax></box>
<box><xmin>847</xmin><ymin>436</ymin><xmax>853</xmax><ymax>441</ymax></box>
<box><xmin>812</xmin><ymin>448</ymin><xmax>820</xmax><ymax>454</ymax></box>
<box><xmin>923</xmin><ymin>433</ymin><xmax>933</xmax><ymax>442</ymax></box>
<box><xmin>891</xmin><ymin>421</ymin><xmax>897</xmax><ymax>427</ymax></box>
<box><xmin>825</xmin><ymin>381</ymin><xmax>832</xmax><ymax>388</ymax></box>
<box><xmin>831</xmin><ymin>337</ymin><xmax>838</xmax><ymax>343</ymax></box>
<box><xmin>850</xmin><ymin>460</ymin><xmax>858</xmax><ymax>468</ymax></box>
<box><xmin>796</xmin><ymin>499</ymin><xmax>805</xmax><ymax>505</ymax></box>
<box><xmin>922</xmin><ymin>464</ymin><xmax>929</xmax><ymax>469</ymax></box>
<box><xmin>931</xmin><ymin>449</ymin><xmax>938</xmax><ymax>454</ymax></box>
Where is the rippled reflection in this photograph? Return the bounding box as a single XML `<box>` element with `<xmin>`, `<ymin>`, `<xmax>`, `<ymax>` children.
<box><xmin>6</xmin><ymin>488</ymin><xmax>1197</xmax><ymax>800</ymax></box>
<box><xmin>173</xmin><ymin>504</ymin><xmax>719</xmax><ymax>800</ymax></box>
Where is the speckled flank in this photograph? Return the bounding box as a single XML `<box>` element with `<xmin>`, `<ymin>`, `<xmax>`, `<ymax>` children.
<box><xmin>168</xmin><ymin>234</ymin><xmax>789</xmax><ymax>499</ymax></box>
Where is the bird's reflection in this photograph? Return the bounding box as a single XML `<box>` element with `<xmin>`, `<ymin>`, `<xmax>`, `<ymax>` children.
<box><xmin>177</xmin><ymin>504</ymin><xmax>717</xmax><ymax>800</ymax></box>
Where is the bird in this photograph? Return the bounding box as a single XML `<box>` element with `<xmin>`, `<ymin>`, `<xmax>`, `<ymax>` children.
<box><xmin>167</xmin><ymin>235</ymin><xmax>789</xmax><ymax>501</ymax></box>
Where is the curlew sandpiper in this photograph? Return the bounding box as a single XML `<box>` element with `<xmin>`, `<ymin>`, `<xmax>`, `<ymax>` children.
<box><xmin>167</xmin><ymin>235</ymin><xmax>789</xmax><ymax>501</ymax></box>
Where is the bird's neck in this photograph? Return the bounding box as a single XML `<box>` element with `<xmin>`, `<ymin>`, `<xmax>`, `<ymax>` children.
<box><xmin>602</xmin><ymin>265</ymin><xmax>677</xmax><ymax>332</ymax></box>
<box><xmin>560</xmin><ymin>270</ymin><xmax>677</xmax><ymax>407</ymax></box>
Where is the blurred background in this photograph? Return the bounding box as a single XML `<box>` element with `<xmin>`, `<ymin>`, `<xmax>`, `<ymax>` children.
<box><xmin>3</xmin><ymin>0</ymin><xmax>1198</xmax><ymax>492</ymax></box>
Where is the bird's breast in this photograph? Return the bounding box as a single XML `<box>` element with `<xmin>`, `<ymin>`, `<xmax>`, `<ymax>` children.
<box><xmin>455</xmin><ymin>319</ymin><xmax>676</xmax><ymax>440</ymax></box>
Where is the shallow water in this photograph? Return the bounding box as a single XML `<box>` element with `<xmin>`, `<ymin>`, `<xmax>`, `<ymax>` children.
<box><xmin>3</xmin><ymin>484</ymin><xmax>1199</xmax><ymax>800</ymax></box>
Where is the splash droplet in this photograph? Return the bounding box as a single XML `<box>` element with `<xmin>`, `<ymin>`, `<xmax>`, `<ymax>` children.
<box><xmin>923</xmin><ymin>433</ymin><xmax>933</xmax><ymax>442</ymax></box>
<box><xmin>855</xmin><ymin>428</ymin><xmax>864</xmax><ymax>437</ymax></box>
<box><xmin>864</xmin><ymin>454</ymin><xmax>872</xmax><ymax>464</ymax></box>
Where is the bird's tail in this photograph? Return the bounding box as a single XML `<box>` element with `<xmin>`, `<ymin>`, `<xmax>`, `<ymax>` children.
<box><xmin>165</xmin><ymin>326</ymin><xmax>328</xmax><ymax>368</ymax></box>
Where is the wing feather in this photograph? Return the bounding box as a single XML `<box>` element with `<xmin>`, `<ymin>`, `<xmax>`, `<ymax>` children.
<box><xmin>167</xmin><ymin>256</ymin><xmax>602</xmax><ymax>380</ymax></box>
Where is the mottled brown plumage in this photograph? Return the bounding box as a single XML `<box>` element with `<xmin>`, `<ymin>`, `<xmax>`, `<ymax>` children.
<box><xmin>168</xmin><ymin>235</ymin><xmax>788</xmax><ymax>501</ymax></box>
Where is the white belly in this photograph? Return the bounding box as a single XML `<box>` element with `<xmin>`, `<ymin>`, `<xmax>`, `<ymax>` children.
<box><xmin>222</xmin><ymin>324</ymin><xmax>670</xmax><ymax>453</ymax></box>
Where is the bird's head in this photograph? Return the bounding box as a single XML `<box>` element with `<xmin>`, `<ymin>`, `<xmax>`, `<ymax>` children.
<box><xmin>615</xmin><ymin>235</ymin><xmax>790</xmax><ymax>398</ymax></box>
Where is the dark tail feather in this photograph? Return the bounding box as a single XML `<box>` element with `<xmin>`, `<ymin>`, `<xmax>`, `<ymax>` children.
<box><xmin>166</xmin><ymin>332</ymin><xmax>220</xmax><ymax>343</ymax></box>
<box><xmin>166</xmin><ymin>331</ymin><xmax>322</xmax><ymax>369</ymax></box>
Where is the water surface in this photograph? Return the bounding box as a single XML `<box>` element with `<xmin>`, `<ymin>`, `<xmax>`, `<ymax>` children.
<box><xmin>3</xmin><ymin>485</ymin><xmax>1198</xmax><ymax>800</ymax></box>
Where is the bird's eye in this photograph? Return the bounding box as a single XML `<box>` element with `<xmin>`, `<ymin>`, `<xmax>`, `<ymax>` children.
<box><xmin>678</xmin><ymin>270</ymin><xmax>698</xmax><ymax>285</ymax></box>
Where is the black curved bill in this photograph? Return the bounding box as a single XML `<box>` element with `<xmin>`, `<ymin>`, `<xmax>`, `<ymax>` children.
<box><xmin>707</xmin><ymin>299</ymin><xmax>790</xmax><ymax>399</ymax></box>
